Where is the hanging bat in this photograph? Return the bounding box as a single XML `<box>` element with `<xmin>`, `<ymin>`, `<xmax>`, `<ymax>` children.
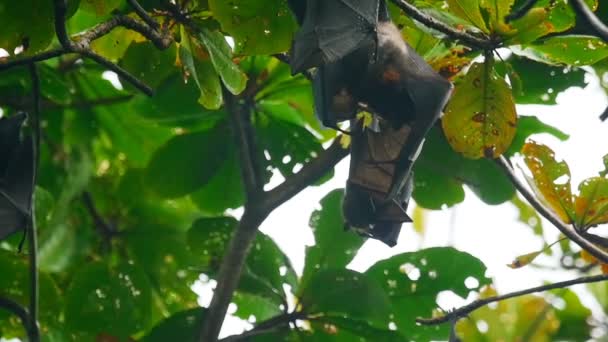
<box><xmin>287</xmin><ymin>0</ymin><xmax>452</xmax><ymax>201</ymax></box>
<box><xmin>0</xmin><ymin>112</ymin><xmax>33</xmax><ymax>241</ymax></box>
<box><xmin>343</xmin><ymin>118</ymin><xmax>414</xmax><ymax>246</ymax></box>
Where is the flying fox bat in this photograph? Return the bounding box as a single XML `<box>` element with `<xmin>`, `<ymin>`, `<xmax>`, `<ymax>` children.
<box><xmin>0</xmin><ymin>112</ymin><xmax>33</xmax><ymax>241</ymax></box>
<box><xmin>343</xmin><ymin>118</ymin><xmax>414</xmax><ymax>246</ymax></box>
<box><xmin>287</xmin><ymin>0</ymin><xmax>452</xmax><ymax>201</ymax></box>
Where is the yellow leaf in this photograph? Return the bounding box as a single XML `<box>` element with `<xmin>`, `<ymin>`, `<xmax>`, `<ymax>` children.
<box><xmin>521</xmin><ymin>141</ymin><xmax>575</xmax><ymax>224</ymax></box>
<box><xmin>442</xmin><ymin>62</ymin><xmax>517</xmax><ymax>159</ymax></box>
<box><xmin>507</xmin><ymin>250</ymin><xmax>542</xmax><ymax>268</ymax></box>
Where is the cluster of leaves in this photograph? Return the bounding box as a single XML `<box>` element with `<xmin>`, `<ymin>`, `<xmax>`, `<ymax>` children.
<box><xmin>1</xmin><ymin>0</ymin><xmax>608</xmax><ymax>340</ymax></box>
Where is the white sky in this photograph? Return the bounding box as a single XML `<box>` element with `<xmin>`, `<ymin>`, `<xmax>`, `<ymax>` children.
<box><xmin>200</xmin><ymin>70</ymin><xmax>608</xmax><ymax>338</ymax></box>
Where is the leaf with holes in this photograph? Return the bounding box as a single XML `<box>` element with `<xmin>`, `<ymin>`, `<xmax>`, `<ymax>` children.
<box><xmin>300</xmin><ymin>268</ymin><xmax>392</xmax><ymax>328</ymax></box>
<box><xmin>573</xmin><ymin>177</ymin><xmax>608</xmax><ymax>228</ymax></box>
<box><xmin>513</xmin><ymin>35</ymin><xmax>608</xmax><ymax>66</ymax></box>
<box><xmin>208</xmin><ymin>0</ymin><xmax>297</xmax><ymax>55</ymax></box>
<box><xmin>442</xmin><ymin>62</ymin><xmax>517</xmax><ymax>159</ymax></box>
<box><xmin>65</xmin><ymin>261</ymin><xmax>153</xmax><ymax>338</ymax></box>
<box><xmin>365</xmin><ymin>247</ymin><xmax>491</xmax><ymax>340</ymax></box>
<box><xmin>299</xmin><ymin>190</ymin><xmax>366</xmax><ymax>294</ymax></box>
<box><xmin>521</xmin><ymin>141</ymin><xmax>575</xmax><ymax>224</ymax></box>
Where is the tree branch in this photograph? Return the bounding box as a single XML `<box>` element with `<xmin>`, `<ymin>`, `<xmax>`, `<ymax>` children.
<box><xmin>389</xmin><ymin>0</ymin><xmax>494</xmax><ymax>49</ymax></box>
<box><xmin>262</xmin><ymin>140</ymin><xmax>349</xmax><ymax>213</ymax></box>
<box><xmin>219</xmin><ymin>312</ymin><xmax>304</xmax><ymax>341</ymax></box>
<box><xmin>198</xmin><ymin>212</ymin><xmax>264</xmax><ymax>342</ymax></box>
<box><xmin>82</xmin><ymin>192</ymin><xmax>117</xmax><ymax>245</ymax></box>
<box><xmin>127</xmin><ymin>0</ymin><xmax>160</xmax><ymax>30</ymax></box>
<box><xmin>416</xmin><ymin>274</ymin><xmax>608</xmax><ymax>325</ymax></box>
<box><xmin>0</xmin><ymin>296</ymin><xmax>37</xmax><ymax>342</ymax></box>
<box><xmin>0</xmin><ymin>49</ymin><xmax>65</xmax><ymax>71</ymax></box>
<box><xmin>27</xmin><ymin>63</ymin><xmax>41</xmax><ymax>342</ymax></box>
<box><xmin>495</xmin><ymin>156</ymin><xmax>608</xmax><ymax>264</ymax></box>
<box><xmin>225</xmin><ymin>90</ymin><xmax>263</xmax><ymax>201</ymax></box>
<box><xmin>571</xmin><ymin>0</ymin><xmax>608</xmax><ymax>42</ymax></box>
<box><xmin>199</xmin><ymin>94</ymin><xmax>348</xmax><ymax>341</ymax></box>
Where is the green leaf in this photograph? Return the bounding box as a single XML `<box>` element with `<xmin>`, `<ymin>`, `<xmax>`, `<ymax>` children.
<box><xmin>120</xmin><ymin>42</ymin><xmax>177</xmax><ymax>90</ymax></box>
<box><xmin>65</xmin><ymin>261</ymin><xmax>153</xmax><ymax>337</ymax></box>
<box><xmin>187</xmin><ymin>216</ymin><xmax>298</xmax><ymax>308</ymax></box>
<box><xmin>299</xmin><ymin>190</ymin><xmax>365</xmax><ymax>294</ymax></box>
<box><xmin>190</xmin><ymin>148</ymin><xmax>245</xmax><ymax>215</ymax></box>
<box><xmin>521</xmin><ymin>141</ymin><xmax>575</xmax><ymax>224</ymax></box>
<box><xmin>446</xmin><ymin>0</ymin><xmax>489</xmax><ymax>32</ymax></box>
<box><xmin>318</xmin><ymin>316</ymin><xmax>406</xmax><ymax>341</ymax></box>
<box><xmin>551</xmin><ymin>289</ymin><xmax>592</xmax><ymax>340</ymax></box>
<box><xmin>442</xmin><ymin>62</ymin><xmax>517</xmax><ymax>159</ymax></box>
<box><xmin>208</xmin><ymin>0</ymin><xmax>297</xmax><ymax>55</ymax></box>
<box><xmin>91</xmin><ymin>27</ymin><xmax>140</xmax><ymax>61</ymax></box>
<box><xmin>300</xmin><ymin>269</ymin><xmax>392</xmax><ymax>327</ymax></box>
<box><xmin>81</xmin><ymin>0</ymin><xmax>121</xmax><ymax>15</ymax></box>
<box><xmin>257</xmin><ymin>115</ymin><xmax>323</xmax><ymax>178</ymax></box>
<box><xmin>124</xmin><ymin>225</ymin><xmax>199</xmax><ymax>314</ymax></box>
<box><xmin>145</xmin><ymin>125</ymin><xmax>230</xmax><ymax>198</ymax></box>
<box><xmin>179</xmin><ymin>29</ymin><xmax>223</xmax><ymax>109</ymax></box>
<box><xmin>413</xmin><ymin>126</ymin><xmax>514</xmax><ymax>209</ymax></box>
<box><xmin>0</xmin><ymin>251</ymin><xmax>61</xmax><ymax>338</ymax></box>
<box><xmin>130</xmin><ymin>75</ymin><xmax>226</xmax><ymax>126</ymax></box>
<box><xmin>506</xmin><ymin>115</ymin><xmax>569</xmax><ymax>155</ymax></box>
<box><xmin>0</xmin><ymin>1</ymin><xmax>54</xmax><ymax>55</ymax></box>
<box><xmin>366</xmin><ymin>247</ymin><xmax>491</xmax><ymax>340</ymax></box>
<box><xmin>142</xmin><ymin>308</ymin><xmax>206</xmax><ymax>342</ymax></box>
<box><xmin>513</xmin><ymin>35</ymin><xmax>608</xmax><ymax>66</ymax></box>
<box><xmin>197</xmin><ymin>29</ymin><xmax>248</xmax><ymax>95</ymax></box>
<box><xmin>498</xmin><ymin>57</ymin><xmax>586</xmax><ymax>105</ymax></box>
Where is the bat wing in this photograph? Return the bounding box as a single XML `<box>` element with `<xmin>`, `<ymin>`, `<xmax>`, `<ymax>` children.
<box><xmin>384</xmin><ymin>42</ymin><xmax>453</xmax><ymax>200</ymax></box>
<box><xmin>343</xmin><ymin>119</ymin><xmax>414</xmax><ymax>247</ymax></box>
<box><xmin>290</xmin><ymin>0</ymin><xmax>380</xmax><ymax>74</ymax></box>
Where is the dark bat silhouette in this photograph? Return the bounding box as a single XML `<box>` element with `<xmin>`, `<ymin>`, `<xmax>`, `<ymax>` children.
<box><xmin>0</xmin><ymin>112</ymin><xmax>34</xmax><ymax>241</ymax></box>
<box><xmin>286</xmin><ymin>0</ymin><xmax>452</xmax><ymax>245</ymax></box>
<box><xmin>343</xmin><ymin>119</ymin><xmax>414</xmax><ymax>246</ymax></box>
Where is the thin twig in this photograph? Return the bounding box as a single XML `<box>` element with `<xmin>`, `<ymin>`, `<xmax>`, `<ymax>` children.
<box><xmin>505</xmin><ymin>0</ymin><xmax>539</xmax><ymax>22</ymax></box>
<box><xmin>0</xmin><ymin>49</ymin><xmax>65</xmax><ymax>71</ymax></box>
<box><xmin>495</xmin><ymin>156</ymin><xmax>608</xmax><ymax>264</ymax></box>
<box><xmin>390</xmin><ymin>0</ymin><xmax>494</xmax><ymax>49</ymax></box>
<box><xmin>127</xmin><ymin>0</ymin><xmax>160</xmax><ymax>30</ymax></box>
<box><xmin>79</xmin><ymin>50</ymin><xmax>154</xmax><ymax>96</ymax></box>
<box><xmin>417</xmin><ymin>274</ymin><xmax>608</xmax><ymax>325</ymax></box>
<box><xmin>0</xmin><ymin>296</ymin><xmax>36</xmax><ymax>341</ymax></box>
<box><xmin>82</xmin><ymin>192</ymin><xmax>117</xmax><ymax>241</ymax></box>
<box><xmin>27</xmin><ymin>63</ymin><xmax>41</xmax><ymax>342</ymax></box>
<box><xmin>571</xmin><ymin>0</ymin><xmax>608</xmax><ymax>42</ymax></box>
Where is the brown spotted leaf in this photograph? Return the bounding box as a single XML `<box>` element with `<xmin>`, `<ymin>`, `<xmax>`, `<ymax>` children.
<box><xmin>521</xmin><ymin>141</ymin><xmax>575</xmax><ymax>223</ymax></box>
<box><xmin>442</xmin><ymin>62</ymin><xmax>517</xmax><ymax>159</ymax></box>
<box><xmin>574</xmin><ymin>177</ymin><xmax>608</xmax><ymax>228</ymax></box>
